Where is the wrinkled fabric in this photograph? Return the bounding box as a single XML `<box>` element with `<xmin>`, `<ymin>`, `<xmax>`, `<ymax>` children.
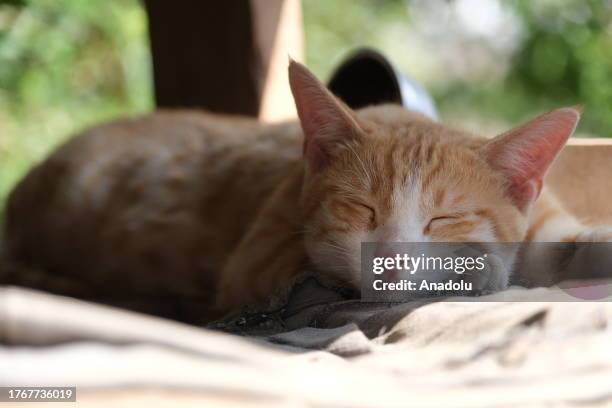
<box><xmin>1</xmin><ymin>279</ymin><xmax>612</xmax><ymax>407</ymax></box>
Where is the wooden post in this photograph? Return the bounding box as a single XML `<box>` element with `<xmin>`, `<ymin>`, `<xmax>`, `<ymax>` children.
<box><xmin>144</xmin><ymin>0</ymin><xmax>302</xmax><ymax>121</ymax></box>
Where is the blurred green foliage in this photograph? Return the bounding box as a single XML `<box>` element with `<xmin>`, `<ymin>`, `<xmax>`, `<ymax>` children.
<box><xmin>303</xmin><ymin>0</ymin><xmax>407</xmax><ymax>80</ymax></box>
<box><xmin>1</xmin><ymin>0</ymin><xmax>612</xmax><ymax>211</ymax></box>
<box><xmin>510</xmin><ymin>0</ymin><xmax>612</xmax><ymax>132</ymax></box>
<box><xmin>437</xmin><ymin>0</ymin><xmax>612</xmax><ymax>132</ymax></box>
<box><xmin>0</xmin><ymin>0</ymin><xmax>151</xmax><ymax>211</ymax></box>
<box><xmin>305</xmin><ymin>0</ymin><xmax>612</xmax><ymax>135</ymax></box>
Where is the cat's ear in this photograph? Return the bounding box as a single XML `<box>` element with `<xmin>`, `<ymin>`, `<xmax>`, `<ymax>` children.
<box><xmin>288</xmin><ymin>59</ymin><xmax>363</xmax><ymax>171</ymax></box>
<box><xmin>483</xmin><ymin>107</ymin><xmax>581</xmax><ymax>211</ymax></box>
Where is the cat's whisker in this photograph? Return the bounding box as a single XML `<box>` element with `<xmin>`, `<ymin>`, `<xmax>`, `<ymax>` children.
<box><xmin>345</xmin><ymin>142</ymin><xmax>372</xmax><ymax>185</ymax></box>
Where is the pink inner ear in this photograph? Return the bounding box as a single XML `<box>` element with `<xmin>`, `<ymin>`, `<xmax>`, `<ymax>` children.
<box><xmin>485</xmin><ymin>107</ymin><xmax>580</xmax><ymax>210</ymax></box>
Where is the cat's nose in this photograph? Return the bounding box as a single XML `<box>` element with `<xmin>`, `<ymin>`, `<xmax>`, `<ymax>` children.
<box><xmin>374</xmin><ymin>242</ymin><xmax>421</xmax><ymax>258</ymax></box>
<box><xmin>374</xmin><ymin>244</ymin><xmax>401</xmax><ymax>282</ymax></box>
<box><xmin>373</xmin><ymin>243</ymin><xmax>397</xmax><ymax>260</ymax></box>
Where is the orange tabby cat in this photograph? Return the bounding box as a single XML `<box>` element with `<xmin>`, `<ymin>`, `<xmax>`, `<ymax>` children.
<box><xmin>3</xmin><ymin>61</ymin><xmax>608</xmax><ymax>316</ymax></box>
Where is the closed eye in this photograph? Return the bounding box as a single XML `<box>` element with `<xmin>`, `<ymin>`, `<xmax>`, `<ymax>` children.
<box><xmin>424</xmin><ymin>215</ymin><xmax>459</xmax><ymax>233</ymax></box>
<box><xmin>355</xmin><ymin>201</ymin><xmax>377</xmax><ymax>225</ymax></box>
<box><xmin>334</xmin><ymin>198</ymin><xmax>377</xmax><ymax>228</ymax></box>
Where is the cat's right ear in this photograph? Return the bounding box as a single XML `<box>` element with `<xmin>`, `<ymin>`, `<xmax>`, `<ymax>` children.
<box><xmin>288</xmin><ymin>59</ymin><xmax>363</xmax><ymax>171</ymax></box>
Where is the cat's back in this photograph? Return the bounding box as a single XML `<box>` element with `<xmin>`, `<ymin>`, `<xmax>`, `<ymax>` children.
<box><xmin>4</xmin><ymin>110</ymin><xmax>302</xmax><ymax>296</ymax></box>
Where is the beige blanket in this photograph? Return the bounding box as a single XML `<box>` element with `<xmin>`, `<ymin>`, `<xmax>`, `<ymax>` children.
<box><xmin>1</xmin><ymin>279</ymin><xmax>612</xmax><ymax>407</ymax></box>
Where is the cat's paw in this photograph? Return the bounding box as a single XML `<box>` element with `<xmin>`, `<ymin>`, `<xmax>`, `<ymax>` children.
<box><xmin>574</xmin><ymin>226</ymin><xmax>612</xmax><ymax>243</ymax></box>
<box><xmin>477</xmin><ymin>260</ymin><xmax>511</xmax><ymax>295</ymax></box>
<box><xmin>561</xmin><ymin>226</ymin><xmax>612</xmax><ymax>281</ymax></box>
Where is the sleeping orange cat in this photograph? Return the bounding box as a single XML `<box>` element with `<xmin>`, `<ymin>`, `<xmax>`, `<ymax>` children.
<box><xmin>4</xmin><ymin>61</ymin><xmax>610</xmax><ymax>316</ymax></box>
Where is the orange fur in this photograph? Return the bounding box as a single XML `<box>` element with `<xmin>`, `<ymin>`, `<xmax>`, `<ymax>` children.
<box><xmin>4</xmin><ymin>62</ymin><xmax>607</xmax><ymax>317</ymax></box>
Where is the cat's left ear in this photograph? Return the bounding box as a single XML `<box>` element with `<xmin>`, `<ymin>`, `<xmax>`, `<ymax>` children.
<box><xmin>482</xmin><ymin>107</ymin><xmax>581</xmax><ymax>211</ymax></box>
<box><xmin>288</xmin><ymin>59</ymin><xmax>363</xmax><ymax>171</ymax></box>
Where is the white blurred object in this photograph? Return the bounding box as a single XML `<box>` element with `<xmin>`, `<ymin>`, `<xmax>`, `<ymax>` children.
<box><xmin>327</xmin><ymin>48</ymin><xmax>439</xmax><ymax>120</ymax></box>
